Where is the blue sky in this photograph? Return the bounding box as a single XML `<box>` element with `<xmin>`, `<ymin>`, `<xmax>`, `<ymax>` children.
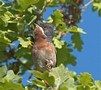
<box><xmin>64</xmin><ymin>3</ymin><xmax>101</xmax><ymax>80</ymax></box>
<box><xmin>43</xmin><ymin>1</ymin><xmax>101</xmax><ymax>80</ymax></box>
<box><xmin>68</xmin><ymin>6</ymin><xmax>101</xmax><ymax>80</ymax></box>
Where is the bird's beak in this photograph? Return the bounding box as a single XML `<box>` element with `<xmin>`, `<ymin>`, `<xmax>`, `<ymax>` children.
<box><xmin>34</xmin><ymin>23</ymin><xmax>47</xmax><ymax>38</ymax></box>
<box><xmin>34</xmin><ymin>23</ymin><xmax>40</xmax><ymax>28</ymax></box>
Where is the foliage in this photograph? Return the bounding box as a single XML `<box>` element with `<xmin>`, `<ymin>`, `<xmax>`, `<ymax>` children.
<box><xmin>0</xmin><ymin>65</ymin><xmax>101</xmax><ymax>90</ymax></box>
<box><xmin>0</xmin><ymin>0</ymin><xmax>100</xmax><ymax>90</ymax></box>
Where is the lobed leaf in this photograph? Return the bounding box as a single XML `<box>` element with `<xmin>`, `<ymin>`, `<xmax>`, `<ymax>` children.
<box><xmin>0</xmin><ymin>66</ymin><xmax>7</xmax><ymax>82</ymax></box>
<box><xmin>77</xmin><ymin>72</ymin><xmax>94</xmax><ymax>86</ymax></box>
<box><xmin>92</xmin><ymin>2</ymin><xmax>101</xmax><ymax>16</ymax></box>
<box><xmin>67</xmin><ymin>26</ymin><xmax>86</xmax><ymax>34</ymax></box>
<box><xmin>51</xmin><ymin>64</ymin><xmax>69</xmax><ymax>86</ymax></box>
<box><xmin>56</xmin><ymin>42</ymin><xmax>76</xmax><ymax>66</ymax></box>
<box><xmin>30</xmin><ymin>70</ymin><xmax>55</xmax><ymax>87</ymax></box>
<box><xmin>95</xmin><ymin>80</ymin><xmax>101</xmax><ymax>89</ymax></box>
<box><xmin>18</xmin><ymin>37</ymin><xmax>31</xmax><ymax>48</ymax></box>
<box><xmin>51</xmin><ymin>9</ymin><xmax>63</xmax><ymax>25</ymax></box>
<box><xmin>62</xmin><ymin>78</ymin><xmax>76</xmax><ymax>90</ymax></box>
<box><xmin>0</xmin><ymin>80</ymin><xmax>24</xmax><ymax>90</ymax></box>
<box><xmin>17</xmin><ymin>0</ymin><xmax>39</xmax><ymax>11</ymax></box>
<box><xmin>53</xmin><ymin>37</ymin><xmax>65</xmax><ymax>49</ymax></box>
<box><xmin>32</xmin><ymin>79</ymin><xmax>46</xmax><ymax>89</ymax></box>
<box><xmin>71</xmin><ymin>33</ymin><xmax>84</xmax><ymax>52</ymax></box>
<box><xmin>4</xmin><ymin>70</ymin><xmax>20</xmax><ymax>81</ymax></box>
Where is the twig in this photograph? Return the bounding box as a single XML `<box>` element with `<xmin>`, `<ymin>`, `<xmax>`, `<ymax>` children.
<box><xmin>37</xmin><ymin>0</ymin><xmax>49</xmax><ymax>21</ymax></box>
<box><xmin>82</xmin><ymin>0</ymin><xmax>94</xmax><ymax>9</ymax></box>
<box><xmin>17</xmin><ymin>58</ymin><xmax>31</xmax><ymax>70</ymax></box>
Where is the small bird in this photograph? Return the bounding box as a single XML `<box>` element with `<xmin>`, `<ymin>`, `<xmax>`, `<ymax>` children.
<box><xmin>32</xmin><ymin>23</ymin><xmax>56</xmax><ymax>72</ymax></box>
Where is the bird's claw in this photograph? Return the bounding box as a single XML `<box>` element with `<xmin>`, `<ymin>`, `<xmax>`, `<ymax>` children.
<box><xmin>45</xmin><ymin>59</ymin><xmax>53</xmax><ymax>72</ymax></box>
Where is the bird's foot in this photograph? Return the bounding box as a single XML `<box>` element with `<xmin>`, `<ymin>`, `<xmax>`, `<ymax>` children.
<box><xmin>45</xmin><ymin>59</ymin><xmax>53</xmax><ymax>72</ymax></box>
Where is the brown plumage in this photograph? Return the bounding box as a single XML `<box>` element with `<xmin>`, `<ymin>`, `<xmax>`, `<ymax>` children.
<box><xmin>32</xmin><ymin>24</ymin><xmax>56</xmax><ymax>72</ymax></box>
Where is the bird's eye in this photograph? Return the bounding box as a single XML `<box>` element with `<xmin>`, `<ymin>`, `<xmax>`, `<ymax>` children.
<box><xmin>42</xmin><ymin>26</ymin><xmax>47</xmax><ymax>29</ymax></box>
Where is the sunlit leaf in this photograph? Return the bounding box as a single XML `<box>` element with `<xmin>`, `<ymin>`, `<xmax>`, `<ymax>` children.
<box><xmin>95</xmin><ymin>80</ymin><xmax>101</xmax><ymax>89</ymax></box>
<box><xmin>59</xmin><ymin>86</ymin><xmax>68</xmax><ymax>90</ymax></box>
<box><xmin>67</xmin><ymin>26</ymin><xmax>86</xmax><ymax>34</ymax></box>
<box><xmin>62</xmin><ymin>78</ymin><xmax>76</xmax><ymax>90</ymax></box>
<box><xmin>51</xmin><ymin>9</ymin><xmax>63</xmax><ymax>25</ymax></box>
<box><xmin>0</xmin><ymin>80</ymin><xmax>24</xmax><ymax>90</ymax></box>
<box><xmin>0</xmin><ymin>66</ymin><xmax>7</xmax><ymax>82</ymax></box>
<box><xmin>48</xmin><ymin>0</ymin><xmax>59</xmax><ymax>7</ymax></box>
<box><xmin>77</xmin><ymin>72</ymin><xmax>94</xmax><ymax>86</ymax></box>
<box><xmin>32</xmin><ymin>78</ymin><xmax>46</xmax><ymax>88</ymax></box>
<box><xmin>18</xmin><ymin>37</ymin><xmax>31</xmax><ymax>48</ymax></box>
<box><xmin>4</xmin><ymin>70</ymin><xmax>20</xmax><ymax>81</ymax></box>
<box><xmin>0</xmin><ymin>30</ymin><xmax>11</xmax><ymax>43</ymax></box>
<box><xmin>17</xmin><ymin>0</ymin><xmax>39</xmax><ymax>10</ymax></box>
<box><xmin>30</xmin><ymin>70</ymin><xmax>55</xmax><ymax>86</ymax></box>
<box><xmin>51</xmin><ymin>64</ymin><xmax>69</xmax><ymax>86</ymax></box>
<box><xmin>92</xmin><ymin>2</ymin><xmax>101</xmax><ymax>16</ymax></box>
<box><xmin>53</xmin><ymin>37</ymin><xmax>65</xmax><ymax>49</ymax></box>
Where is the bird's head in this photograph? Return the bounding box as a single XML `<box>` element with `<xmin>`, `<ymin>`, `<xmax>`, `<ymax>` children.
<box><xmin>39</xmin><ymin>23</ymin><xmax>54</xmax><ymax>42</ymax></box>
<box><xmin>34</xmin><ymin>23</ymin><xmax>47</xmax><ymax>40</ymax></box>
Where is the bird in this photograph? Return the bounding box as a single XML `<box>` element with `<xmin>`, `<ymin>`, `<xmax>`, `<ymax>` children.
<box><xmin>32</xmin><ymin>23</ymin><xmax>56</xmax><ymax>72</ymax></box>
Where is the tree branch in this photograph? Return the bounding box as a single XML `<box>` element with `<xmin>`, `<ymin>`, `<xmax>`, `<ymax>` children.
<box><xmin>82</xmin><ymin>0</ymin><xmax>94</xmax><ymax>9</ymax></box>
<box><xmin>17</xmin><ymin>59</ymin><xmax>31</xmax><ymax>70</ymax></box>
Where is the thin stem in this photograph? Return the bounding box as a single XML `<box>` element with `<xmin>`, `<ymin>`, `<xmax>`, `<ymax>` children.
<box><xmin>17</xmin><ymin>59</ymin><xmax>31</xmax><ymax>70</ymax></box>
<box><xmin>39</xmin><ymin>1</ymin><xmax>48</xmax><ymax>16</ymax></box>
<box><xmin>82</xmin><ymin>0</ymin><xmax>94</xmax><ymax>9</ymax></box>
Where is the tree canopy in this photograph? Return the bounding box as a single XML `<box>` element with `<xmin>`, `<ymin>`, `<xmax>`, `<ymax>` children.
<box><xmin>0</xmin><ymin>0</ymin><xmax>101</xmax><ymax>90</ymax></box>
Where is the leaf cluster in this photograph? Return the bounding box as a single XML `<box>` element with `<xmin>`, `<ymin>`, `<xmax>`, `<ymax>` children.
<box><xmin>0</xmin><ymin>0</ymin><xmax>100</xmax><ymax>89</ymax></box>
<box><xmin>0</xmin><ymin>65</ymin><xmax>101</xmax><ymax>90</ymax></box>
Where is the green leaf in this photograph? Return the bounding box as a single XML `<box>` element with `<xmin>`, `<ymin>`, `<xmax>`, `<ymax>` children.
<box><xmin>15</xmin><ymin>47</ymin><xmax>31</xmax><ymax>58</ymax></box>
<box><xmin>51</xmin><ymin>64</ymin><xmax>69</xmax><ymax>88</ymax></box>
<box><xmin>17</xmin><ymin>23</ymin><xmax>25</xmax><ymax>32</ymax></box>
<box><xmin>0</xmin><ymin>12</ymin><xmax>10</xmax><ymax>27</ymax></box>
<box><xmin>17</xmin><ymin>0</ymin><xmax>39</xmax><ymax>10</ymax></box>
<box><xmin>43</xmin><ymin>71</ymin><xmax>55</xmax><ymax>86</ymax></box>
<box><xmin>93</xmin><ymin>2</ymin><xmax>101</xmax><ymax>10</ymax></box>
<box><xmin>0</xmin><ymin>30</ymin><xmax>11</xmax><ymax>44</ymax></box>
<box><xmin>53</xmin><ymin>37</ymin><xmax>65</xmax><ymax>49</ymax></box>
<box><xmin>77</xmin><ymin>72</ymin><xmax>94</xmax><ymax>86</ymax></box>
<box><xmin>57</xmin><ymin>43</ymin><xmax>76</xmax><ymax>66</ymax></box>
<box><xmin>95</xmin><ymin>80</ymin><xmax>101</xmax><ymax>89</ymax></box>
<box><xmin>30</xmin><ymin>70</ymin><xmax>44</xmax><ymax>79</ymax></box>
<box><xmin>98</xmin><ymin>9</ymin><xmax>101</xmax><ymax>16</ymax></box>
<box><xmin>35</xmin><ymin>0</ymin><xmax>46</xmax><ymax>9</ymax></box>
<box><xmin>62</xmin><ymin>0</ymin><xmax>76</xmax><ymax>6</ymax></box>
<box><xmin>4</xmin><ymin>70</ymin><xmax>20</xmax><ymax>81</ymax></box>
<box><xmin>48</xmin><ymin>0</ymin><xmax>76</xmax><ymax>7</ymax></box>
<box><xmin>48</xmin><ymin>0</ymin><xmax>59</xmax><ymax>7</ymax></box>
<box><xmin>51</xmin><ymin>9</ymin><xmax>63</xmax><ymax>25</ymax></box>
<box><xmin>68</xmin><ymin>26</ymin><xmax>86</xmax><ymax>34</ymax></box>
<box><xmin>30</xmin><ymin>70</ymin><xmax>55</xmax><ymax>86</ymax></box>
<box><xmin>5</xmin><ymin>29</ymin><xmax>17</xmax><ymax>41</ymax></box>
<box><xmin>59</xmin><ymin>86</ymin><xmax>68</xmax><ymax>90</ymax></box>
<box><xmin>18</xmin><ymin>37</ymin><xmax>31</xmax><ymax>48</ymax></box>
<box><xmin>92</xmin><ymin>2</ymin><xmax>101</xmax><ymax>16</ymax></box>
<box><xmin>0</xmin><ymin>80</ymin><xmax>24</xmax><ymax>90</ymax></box>
<box><xmin>71</xmin><ymin>33</ymin><xmax>84</xmax><ymax>52</ymax></box>
<box><xmin>32</xmin><ymin>78</ymin><xmax>46</xmax><ymax>88</ymax></box>
<box><xmin>62</xmin><ymin>78</ymin><xmax>76</xmax><ymax>90</ymax></box>
<box><xmin>0</xmin><ymin>66</ymin><xmax>7</xmax><ymax>82</ymax></box>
